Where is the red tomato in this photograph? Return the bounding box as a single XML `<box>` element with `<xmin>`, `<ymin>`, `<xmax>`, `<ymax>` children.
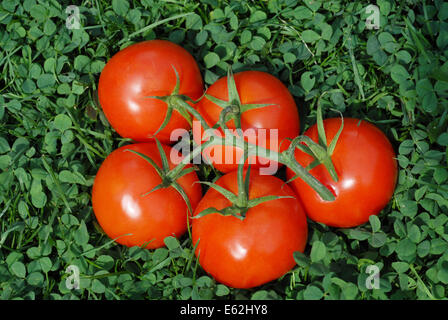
<box><xmin>98</xmin><ymin>40</ymin><xmax>203</xmax><ymax>143</ymax></box>
<box><xmin>192</xmin><ymin>171</ymin><xmax>308</xmax><ymax>289</ymax></box>
<box><xmin>92</xmin><ymin>142</ymin><xmax>202</xmax><ymax>249</ymax></box>
<box><xmin>287</xmin><ymin>118</ymin><xmax>398</xmax><ymax>228</ymax></box>
<box><xmin>193</xmin><ymin>71</ymin><xmax>300</xmax><ymax>174</ymax></box>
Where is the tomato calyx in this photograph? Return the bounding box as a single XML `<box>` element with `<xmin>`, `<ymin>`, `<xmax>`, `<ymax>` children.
<box><xmin>285</xmin><ymin>91</ymin><xmax>344</xmax><ymax>185</ymax></box>
<box><xmin>205</xmin><ymin>68</ymin><xmax>276</xmax><ymax>129</ymax></box>
<box><xmin>159</xmin><ymin>68</ymin><xmax>338</xmax><ymax>202</ymax></box>
<box><xmin>146</xmin><ymin>66</ymin><xmax>197</xmax><ymax>138</ymax></box>
<box><xmin>125</xmin><ymin>139</ymin><xmax>195</xmax><ymax>214</ymax></box>
<box><xmin>193</xmin><ymin>159</ymin><xmax>294</xmax><ymax>221</ymax></box>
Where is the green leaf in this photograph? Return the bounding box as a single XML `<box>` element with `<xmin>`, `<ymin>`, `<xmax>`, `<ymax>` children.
<box><xmin>430</xmin><ymin>238</ymin><xmax>448</xmax><ymax>255</ymax></box>
<box><xmin>31</xmin><ymin>190</ymin><xmax>47</xmax><ymax>208</ymax></box>
<box><xmin>22</xmin><ymin>79</ymin><xmax>36</xmax><ymax>93</ymax></box>
<box><xmin>378</xmin><ymin>32</ymin><xmax>398</xmax><ymax>53</ymax></box>
<box><xmin>303</xmin><ymin>285</ymin><xmax>324</xmax><ymax>300</ymax></box>
<box><xmin>39</xmin><ymin>257</ymin><xmax>52</xmax><ymax>273</ymax></box>
<box><xmin>293</xmin><ymin>6</ymin><xmax>313</xmax><ymax>20</ymax></box>
<box><xmin>437</xmin><ymin>262</ymin><xmax>448</xmax><ymax>284</ymax></box>
<box><xmin>436</xmin><ymin>131</ymin><xmax>448</xmax><ymax>146</ymax></box>
<box><xmin>349</xmin><ymin>229</ymin><xmax>371</xmax><ymax>240</ymax></box>
<box><xmin>301</xmin><ymin>72</ymin><xmax>315</xmax><ymax>92</ymax></box>
<box><xmin>341</xmin><ymin>283</ymin><xmax>359</xmax><ymax>299</ymax></box>
<box><xmin>216</xmin><ymin>284</ymin><xmax>230</xmax><ymax>296</ymax></box>
<box><xmin>249</xmin><ymin>10</ymin><xmax>267</xmax><ymax>23</ymax></box>
<box><xmin>74</xmin><ymin>55</ymin><xmax>90</xmax><ymax>72</ymax></box>
<box><xmin>164</xmin><ymin>236</ymin><xmax>180</xmax><ymax>251</ymax></box>
<box><xmin>303</xmin><ymin>0</ymin><xmax>322</xmax><ymax>11</ymax></box>
<box><xmin>396</xmin><ymin>239</ymin><xmax>417</xmax><ymax>261</ymax></box>
<box><xmin>37</xmin><ymin>74</ymin><xmax>55</xmax><ymax>89</ymax></box>
<box><xmin>390</xmin><ymin>65</ymin><xmax>410</xmax><ymax>84</ymax></box>
<box><xmin>59</xmin><ymin>170</ymin><xmax>88</xmax><ymax>185</ymax></box>
<box><xmin>439</xmin><ymin>3</ymin><xmax>448</xmax><ymax>20</ymax></box>
<box><xmin>0</xmin><ymin>137</ymin><xmax>10</xmax><ymax>154</ymax></box>
<box><xmin>416</xmin><ymin>79</ymin><xmax>438</xmax><ymax>113</ymax></box>
<box><xmin>250</xmin><ymin>36</ymin><xmax>266</xmax><ymax>50</ymax></box>
<box><xmin>369</xmin><ymin>232</ymin><xmax>387</xmax><ymax>248</ymax></box>
<box><xmin>408</xmin><ymin>225</ymin><xmax>421</xmax><ymax>243</ymax></box>
<box><xmin>240</xmin><ymin>30</ymin><xmax>252</xmax><ymax>44</ymax></box>
<box><xmin>399</xmin><ymin>200</ymin><xmax>418</xmax><ymax>218</ymax></box>
<box><xmin>43</xmin><ymin>19</ymin><xmax>56</xmax><ymax>36</ymax></box>
<box><xmin>53</xmin><ymin>114</ymin><xmax>72</xmax><ymax>131</ymax></box>
<box><xmin>283</xmin><ymin>52</ymin><xmax>296</xmax><ymax>64</ymax></box>
<box><xmin>91</xmin><ymin>279</ymin><xmax>106</xmax><ymax>293</ymax></box>
<box><xmin>196</xmin><ymin>30</ymin><xmax>208</xmax><ymax>46</ymax></box>
<box><xmin>204</xmin><ymin>52</ymin><xmax>220</xmax><ymax>68</ymax></box>
<box><xmin>112</xmin><ymin>0</ymin><xmax>129</xmax><ymax>16</ymax></box>
<box><xmin>366</xmin><ymin>35</ymin><xmax>380</xmax><ymax>55</ymax></box>
<box><xmin>10</xmin><ymin>261</ymin><xmax>26</xmax><ymax>278</ymax></box>
<box><xmin>30</xmin><ymin>5</ymin><xmax>47</xmax><ymax>22</ymax></box>
<box><xmin>392</xmin><ymin>262</ymin><xmax>409</xmax><ymax>273</ymax></box>
<box><xmin>302</xmin><ymin>30</ymin><xmax>320</xmax><ymax>43</ymax></box>
<box><xmin>396</xmin><ymin>50</ymin><xmax>412</xmax><ymax>64</ymax></box>
<box><xmin>185</xmin><ymin>13</ymin><xmax>202</xmax><ymax>30</ymax></box>
<box><xmin>399</xmin><ymin>140</ymin><xmax>414</xmax><ymax>155</ymax></box>
<box><xmin>74</xmin><ymin>221</ymin><xmax>89</xmax><ymax>246</ymax></box>
<box><xmin>251</xmin><ymin>290</ymin><xmax>268</xmax><ymax>300</ymax></box>
<box><xmin>417</xmin><ymin>240</ymin><xmax>431</xmax><ymax>257</ymax></box>
<box><xmin>369</xmin><ymin>215</ymin><xmax>381</xmax><ymax>233</ymax></box>
<box><xmin>293</xmin><ymin>251</ymin><xmax>310</xmax><ymax>268</ymax></box>
<box><xmin>310</xmin><ymin>241</ymin><xmax>326</xmax><ymax>262</ymax></box>
<box><xmin>27</xmin><ymin>272</ymin><xmax>44</xmax><ymax>286</ymax></box>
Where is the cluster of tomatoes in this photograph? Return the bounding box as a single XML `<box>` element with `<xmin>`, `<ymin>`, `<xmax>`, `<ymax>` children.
<box><xmin>92</xmin><ymin>40</ymin><xmax>398</xmax><ymax>289</ymax></box>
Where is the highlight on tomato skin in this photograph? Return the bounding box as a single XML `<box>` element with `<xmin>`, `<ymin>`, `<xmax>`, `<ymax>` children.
<box><xmin>287</xmin><ymin>118</ymin><xmax>398</xmax><ymax>228</ymax></box>
<box><xmin>191</xmin><ymin>170</ymin><xmax>308</xmax><ymax>289</ymax></box>
<box><xmin>98</xmin><ymin>40</ymin><xmax>204</xmax><ymax>144</ymax></box>
<box><xmin>91</xmin><ymin>142</ymin><xmax>202</xmax><ymax>249</ymax></box>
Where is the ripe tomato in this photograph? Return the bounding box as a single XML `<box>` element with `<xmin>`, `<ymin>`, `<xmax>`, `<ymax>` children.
<box><xmin>191</xmin><ymin>171</ymin><xmax>308</xmax><ymax>289</ymax></box>
<box><xmin>98</xmin><ymin>40</ymin><xmax>203</xmax><ymax>143</ymax></box>
<box><xmin>193</xmin><ymin>71</ymin><xmax>300</xmax><ymax>174</ymax></box>
<box><xmin>92</xmin><ymin>142</ymin><xmax>202</xmax><ymax>249</ymax></box>
<box><xmin>287</xmin><ymin>118</ymin><xmax>398</xmax><ymax>228</ymax></box>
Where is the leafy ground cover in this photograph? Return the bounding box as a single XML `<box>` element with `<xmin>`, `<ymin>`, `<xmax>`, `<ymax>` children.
<box><xmin>0</xmin><ymin>0</ymin><xmax>448</xmax><ymax>300</ymax></box>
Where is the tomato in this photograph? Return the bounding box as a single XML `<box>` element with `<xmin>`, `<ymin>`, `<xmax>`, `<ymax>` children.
<box><xmin>98</xmin><ymin>40</ymin><xmax>203</xmax><ymax>143</ymax></box>
<box><xmin>287</xmin><ymin>118</ymin><xmax>398</xmax><ymax>228</ymax></box>
<box><xmin>191</xmin><ymin>170</ymin><xmax>308</xmax><ymax>289</ymax></box>
<box><xmin>92</xmin><ymin>142</ymin><xmax>202</xmax><ymax>249</ymax></box>
<box><xmin>193</xmin><ymin>71</ymin><xmax>300</xmax><ymax>174</ymax></box>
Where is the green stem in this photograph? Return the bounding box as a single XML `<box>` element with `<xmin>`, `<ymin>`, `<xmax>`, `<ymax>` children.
<box><xmin>409</xmin><ymin>264</ymin><xmax>437</xmax><ymax>300</ymax></box>
<box><xmin>168</xmin><ymin>72</ymin><xmax>338</xmax><ymax>202</ymax></box>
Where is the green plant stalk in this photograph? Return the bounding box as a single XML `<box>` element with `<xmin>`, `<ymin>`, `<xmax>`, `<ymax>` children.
<box><xmin>165</xmin><ymin>97</ymin><xmax>335</xmax><ymax>201</ymax></box>
<box><xmin>409</xmin><ymin>264</ymin><xmax>437</xmax><ymax>300</ymax></box>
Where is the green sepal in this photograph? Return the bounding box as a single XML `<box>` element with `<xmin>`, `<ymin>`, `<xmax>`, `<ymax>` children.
<box><xmin>247</xmin><ymin>195</ymin><xmax>295</xmax><ymax>208</ymax></box>
<box><xmin>171</xmin><ymin>180</ymin><xmax>193</xmax><ymax>215</ymax></box>
<box><xmin>125</xmin><ymin>149</ymin><xmax>163</xmax><ymax>177</ymax></box>
<box><xmin>193</xmin><ymin>206</ymin><xmax>244</xmax><ymax>221</ymax></box>
<box><xmin>194</xmin><ymin>181</ymin><xmax>238</xmax><ymax>203</ymax></box>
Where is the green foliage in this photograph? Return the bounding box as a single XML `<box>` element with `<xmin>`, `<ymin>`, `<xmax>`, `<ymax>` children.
<box><xmin>0</xmin><ymin>0</ymin><xmax>447</xmax><ymax>300</ymax></box>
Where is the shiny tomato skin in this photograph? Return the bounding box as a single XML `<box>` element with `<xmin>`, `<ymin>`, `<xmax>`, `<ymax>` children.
<box><xmin>98</xmin><ymin>40</ymin><xmax>203</xmax><ymax>143</ymax></box>
<box><xmin>193</xmin><ymin>71</ymin><xmax>300</xmax><ymax>174</ymax></box>
<box><xmin>286</xmin><ymin>118</ymin><xmax>398</xmax><ymax>228</ymax></box>
<box><xmin>192</xmin><ymin>171</ymin><xmax>308</xmax><ymax>289</ymax></box>
<box><xmin>92</xmin><ymin>143</ymin><xmax>202</xmax><ymax>249</ymax></box>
